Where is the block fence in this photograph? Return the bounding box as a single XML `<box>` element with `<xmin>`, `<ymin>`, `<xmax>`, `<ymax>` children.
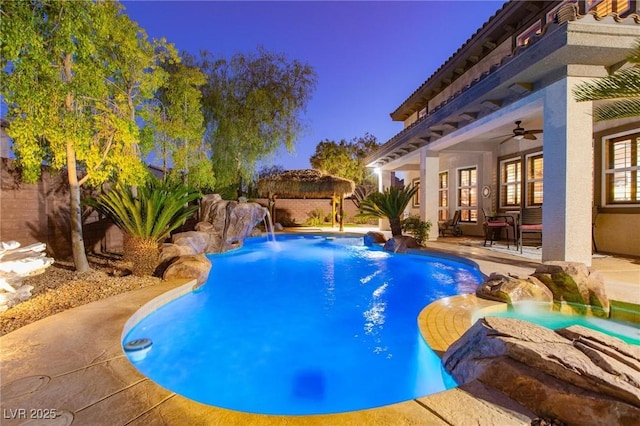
<box><xmin>1</xmin><ymin>158</ymin><xmax>370</xmax><ymax>258</ymax></box>
<box><xmin>252</xmin><ymin>197</ymin><xmax>365</xmax><ymax>226</ymax></box>
<box><xmin>1</xmin><ymin>158</ymin><xmax>121</xmax><ymax>257</ymax></box>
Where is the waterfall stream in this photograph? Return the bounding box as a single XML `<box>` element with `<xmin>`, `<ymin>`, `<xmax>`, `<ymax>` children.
<box><xmin>263</xmin><ymin>208</ymin><xmax>276</xmax><ymax>243</ymax></box>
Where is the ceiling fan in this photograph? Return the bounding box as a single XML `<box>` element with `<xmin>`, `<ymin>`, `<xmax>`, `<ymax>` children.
<box><xmin>498</xmin><ymin>121</ymin><xmax>542</xmax><ymax>144</ymax></box>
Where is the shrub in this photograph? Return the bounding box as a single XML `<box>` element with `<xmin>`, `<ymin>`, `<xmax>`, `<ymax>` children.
<box><xmin>358</xmin><ymin>186</ymin><xmax>419</xmax><ymax>236</ymax></box>
<box><xmin>86</xmin><ymin>179</ymin><xmax>201</xmax><ymax>276</ymax></box>
<box><xmin>402</xmin><ymin>215</ymin><xmax>432</xmax><ymax>247</ymax></box>
<box><xmin>305</xmin><ymin>208</ymin><xmax>327</xmax><ymax>226</ymax></box>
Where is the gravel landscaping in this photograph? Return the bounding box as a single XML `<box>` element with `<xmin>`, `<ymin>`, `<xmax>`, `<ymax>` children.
<box><xmin>0</xmin><ymin>254</ymin><xmax>160</xmax><ymax>336</ymax></box>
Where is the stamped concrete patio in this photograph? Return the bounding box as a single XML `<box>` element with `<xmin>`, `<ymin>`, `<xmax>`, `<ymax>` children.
<box><xmin>1</xmin><ymin>230</ymin><xmax>638</xmax><ymax>425</ymax></box>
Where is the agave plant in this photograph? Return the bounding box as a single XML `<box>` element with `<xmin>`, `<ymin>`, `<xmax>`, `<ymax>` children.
<box><xmin>573</xmin><ymin>38</ymin><xmax>640</xmax><ymax>121</ymax></box>
<box><xmin>87</xmin><ymin>179</ymin><xmax>202</xmax><ymax>276</ymax></box>
<box><xmin>359</xmin><ymin>185</ymin><xmax>419</xmax><ymax>237</ymax></box>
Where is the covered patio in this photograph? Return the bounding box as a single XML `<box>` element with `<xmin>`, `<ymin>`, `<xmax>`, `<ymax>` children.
<box><xmin>365</xmin><ymin>3</ymin><xmax>640</xmax><ymax>265</ymax></box>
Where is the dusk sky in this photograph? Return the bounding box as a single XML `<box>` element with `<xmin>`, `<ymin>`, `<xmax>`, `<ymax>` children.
<box><xmin>122</xmin><ymin>0</ymin><xmax>506</xmax><ymax>171</ymax></box>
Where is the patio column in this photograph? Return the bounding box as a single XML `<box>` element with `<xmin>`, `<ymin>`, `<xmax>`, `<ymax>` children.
<box><xmin>542</xmin><ymin>76</ymin><xmax>593</xmax><ymax>266</ymax></box>
<box><xmin>420</xmin><ymin>149</ymin><xmax>439</xmax><ymax>241</ymax></box>
<box><xmin>377</xmin><ymin>169</ymin><xmax>393</xmax><ymax>231</ymax></box>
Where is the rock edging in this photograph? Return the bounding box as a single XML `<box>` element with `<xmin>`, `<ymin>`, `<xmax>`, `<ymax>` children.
<box><xmin>443</xmin><ymin>316</ymin><xmax>640</xmax><ymax>426</ymax></box>
<box><xmin>477</xmin><ymin>261</ymin><xmax>610</xmax><ymax>317</ymax></box>
<box><xmin>0</xmin><ymin>241</ymin><xmax>54</xmax><ymax>312</ymax></box>
<box><xmin>159</xmin><ymin>194</ymin><xmax>268</xmax><ymax>285</ymax></box>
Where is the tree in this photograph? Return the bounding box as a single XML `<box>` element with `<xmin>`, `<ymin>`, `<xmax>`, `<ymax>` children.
<box><xmin>573</xmin><ymin>38</ymin><xmax>640</xmax><ymax>121</ymax></box>
<box><xmin>143</xmin><ymin>63</ymin><xmax>214</xmax><ymax>191</ymax></box>
<box><xmin>310</xmin><ymin>133</ymin><xmax>379</xmax><ymax>185</ymax></box>
<box><xmin>189</xmin><ymin>47</ymin><xmax>317</xmax><ymax>191</ymax></box>
<box><xmin>1</xmin><ymin>1</ymin><xmax>176</xmax><ymax>271</ymax></box>
<box><xmin>86</xmin><ymin>179</ymin><xmax>201</xmax><ymax>276</ymax></box>
<box><xmin>359</xmin><ymin>186</ymin><xmax>419</xmax><ymax>237</ymax></box>
<box><xmin>311</xmin><ymin>133</ymin><xmax>380</xmax><ymax>209</ymax></box>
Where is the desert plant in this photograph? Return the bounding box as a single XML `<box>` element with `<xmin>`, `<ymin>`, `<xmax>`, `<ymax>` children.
<box><xmin>86</xmin><ymin>179</ymin><xmax>201</xmax><ymax>276</ymax></box>
<box><xmin>305</xmin><ymin>208</ymin><xmax>327</xmax><ymax>226</ymax></box>
<box><xmin>358</xmin><ymin>186</ymin><xmax>419</xmax><ymax>237</ymax></box>
<box><xmin>402</xmin><ymin>215</ymin><xmax>432</xmax><ymax>247</ymax></box>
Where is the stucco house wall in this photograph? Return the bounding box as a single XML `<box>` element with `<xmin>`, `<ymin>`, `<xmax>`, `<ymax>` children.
<box><xmin>366</xmin><ymin>0</ymin><xmax>640</xmax><ymax>260</ymax></box>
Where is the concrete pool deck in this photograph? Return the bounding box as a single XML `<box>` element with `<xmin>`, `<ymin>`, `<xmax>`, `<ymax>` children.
<box><xmin>1</xmin><ymin>232</ymin><xmax>638</xmax><ymax>425</ymax></box>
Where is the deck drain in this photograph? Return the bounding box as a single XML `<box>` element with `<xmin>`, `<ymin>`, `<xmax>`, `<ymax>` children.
<box><xmin>2</xmin><ymin>375</ymin><xmax>50</xmax><ymax>400</ymax></box>
<box><xmin>21</xmin><ymin>410</ymin><xmax>73</xmax><ymax>426</ymax></box>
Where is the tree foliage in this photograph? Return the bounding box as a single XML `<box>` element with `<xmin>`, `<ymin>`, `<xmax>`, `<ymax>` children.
<box><xmin>359</xmin><ymin>186</ymin><xmax>419</xmax><ymax>237</ymax></box>
<box><xmin>0</xmin><ymin>0</ymin><xmax>177</xmax><ymax>271</ymax></box>
<box><xmin>309</xmin><ymin>133</ymin><xmax>379</xmax><ymax>185</ymax></box>
<box><xmin>188</xmin><ymin>47</ymin><xmax>317</xmax><ymax>190</ymax></box>
<box><xmin>143</xmin><ymin>62</ymin><xmax>214</xmax><ymax>190</ymax></box>
<box><xmin>573</xmin><ymin>38</ymin><xmax>640</xmax><ymax>121</ymax></box>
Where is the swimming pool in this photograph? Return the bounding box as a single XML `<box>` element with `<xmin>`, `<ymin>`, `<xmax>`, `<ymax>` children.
<box><xmin>122</xmin><ymin>234</ymin><xmax>484</xmax><ymax>415</ymax></box>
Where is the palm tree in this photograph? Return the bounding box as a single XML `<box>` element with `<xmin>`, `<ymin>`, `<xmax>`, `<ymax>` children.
<box><xmin>86</xmin><ymin>179</ymin><xmax>201</xmax><ymax>276</ymax></box>
<box><xmin>359</xmin><ymin>185</ymin><xmax>419</xmax><ymax>237</ymax></box>
<box><xmin>573</xmin><ymin>38</ymin><xmax>640</xmax><ymax>121</ymax></box>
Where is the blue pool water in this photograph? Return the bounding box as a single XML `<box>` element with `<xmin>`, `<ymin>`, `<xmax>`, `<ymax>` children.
<box><xmin>482</xmin><ymin>305</ymin><xmax>640</xmax><ymax>346</ymax></box>
<box><xmin>123</xmin><ymin>234</ymin><xmax>484</xmax><ymax>415</ymax></box>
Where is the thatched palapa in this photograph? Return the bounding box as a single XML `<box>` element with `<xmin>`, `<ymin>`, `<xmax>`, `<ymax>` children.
<box><xmin>257</xmin><ymin>169</ymin><xmax>355</xmax><ymax>199</ymax></box>
<box><xmin>257</xmin><ymin>169</ymin><xmax>355</xmax><ymax>231</ymax></box>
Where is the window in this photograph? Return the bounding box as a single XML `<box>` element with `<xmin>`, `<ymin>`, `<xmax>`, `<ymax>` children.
<box><xmin>457</xmin><ymin>167</ymin><xmax>477</xmax><ymax>222</ymax></box>
<box><xmin>516</xmin><ymin>20</ymin><xmax>542</xmax><ymax>47</ymax></box>
<box><xmin>438</xmin><ymin>171</ymin><xmax>448</xmax><ymax>221</ymax></box>
<box><xmin>497</xmin><ymin>152</ymin><xmax>544</xmax><ymax>208</ymax></box>
<box><xmin>500</xmin><ymin>158</ymin><xmax>521</xmax><ymax>207</ymax></box>
<box><xmin>605</xmin><ymin>133</ymin><xmax>639</xmax><ymax>205</ymax></box>
<box><xmin>412</xmin><ymin>178</ymin><xmax>420</xmax><ymax>207</ymax></box>
<box><xmin>526</xmin><ymin>153</ymin><xmax>544</xmax><ymax>206</ymax></box>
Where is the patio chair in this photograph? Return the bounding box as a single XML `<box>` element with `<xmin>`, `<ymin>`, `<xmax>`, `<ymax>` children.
<box><xmin>519</xmin><ymin>207</ymin><xmax>542</xmax><ymax>253</ymax></box>
<box><xmin>482</xmin><ymin>208</ymin><xmax>514</xmax><ymax>248</ymax></box>
<box><xmin>438</xmin><ymin>210</ymin><xmax>462</xmax><ymax>237</ymax></box>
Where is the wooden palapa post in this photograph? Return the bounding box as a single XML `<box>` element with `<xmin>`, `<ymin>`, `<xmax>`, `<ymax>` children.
<box><xmin>331</xmin><ymin>194</ymin><xmax>337</xmax><ymax>228</ymax></box>
<box><xmin>339</xmin><ymin>193</ymin><xmax>345</xmax><ymax>232</ymax></box>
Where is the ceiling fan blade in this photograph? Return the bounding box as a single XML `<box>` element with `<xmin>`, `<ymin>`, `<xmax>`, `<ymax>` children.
<box><xmin>499</xmin><ymin>136</ymin><xmax>514</xmax><ymax>144</ymax></box>
<box><xmin>523</xmin><ymin>133</ymin><xmax>537</xmax><ymax>140</ymax></box>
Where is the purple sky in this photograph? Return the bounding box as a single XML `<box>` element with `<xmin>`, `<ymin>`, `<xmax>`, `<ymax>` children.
<box><xmin>122</xmin><ymin>0</ymin><xmax>505</xmax><ymax>170</ymax></box>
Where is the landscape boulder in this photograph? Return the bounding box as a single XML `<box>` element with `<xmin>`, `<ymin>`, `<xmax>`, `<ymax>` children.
<box><xmin>162</xmin><ymin>254</ymin><xmax>212</xmax><ymax>287</ymax></box>
<box><xmin>443</xmin><ymin>317</ymin><xmax>640</xmax><ymax>426</ymax></box>
<box><xmin>383</xmin><ymin>235</ymin><xmax>419</xmax><ymax>253</ymax></box>
<box><xmin>532</xmin><ymin>261</ymin><xmax>610</xmax><ymax>316</ymax></box>
<box><xmin>364</xmin><ymin>231</ymin><xmax>387</xmax><ymax>246</ymax></box>
<box><xmin>196</xmin><ymin>194</ymin><xmax>267</xmax><ymax>253</ymax></box>
<box><xmin>171</xmin><ymin>231</ymin><xmax>209</xmax><ymax>255</ymax></box>
<box><xmin>476</xmin><ymin>273</ymin><xmax>553</xmax><ymax>305</ymax></box>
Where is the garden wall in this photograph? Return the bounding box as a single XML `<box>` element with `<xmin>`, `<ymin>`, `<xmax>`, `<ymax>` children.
<box><xmin>1</xmin><ymin>157</ymin><xmax>369</xmax><ymax>259</ymax></box>
<box><xmin>0</xmin><ymin>158</ymin><xmax>121</xmax><ymax>258</ymax></box>
<box><xmin>253</xmin><ymin>197</ymin><xmax>365</xmax><ymax>226</ymax></box>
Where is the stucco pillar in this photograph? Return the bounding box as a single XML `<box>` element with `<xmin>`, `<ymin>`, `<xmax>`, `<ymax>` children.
<box><xmin>420</xmin><ymin>149</ymin><xmax>440</xmax><ymax>241</ymax></box>
<box><xmin>377</xmin><ymin>169</ymin><xmax>393</xmax><ymax>231</ymax></box>
<box><xmin>542</xmin><ymin>77</ymin><xmax>593</xmax><ymax>265</ymax></box>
